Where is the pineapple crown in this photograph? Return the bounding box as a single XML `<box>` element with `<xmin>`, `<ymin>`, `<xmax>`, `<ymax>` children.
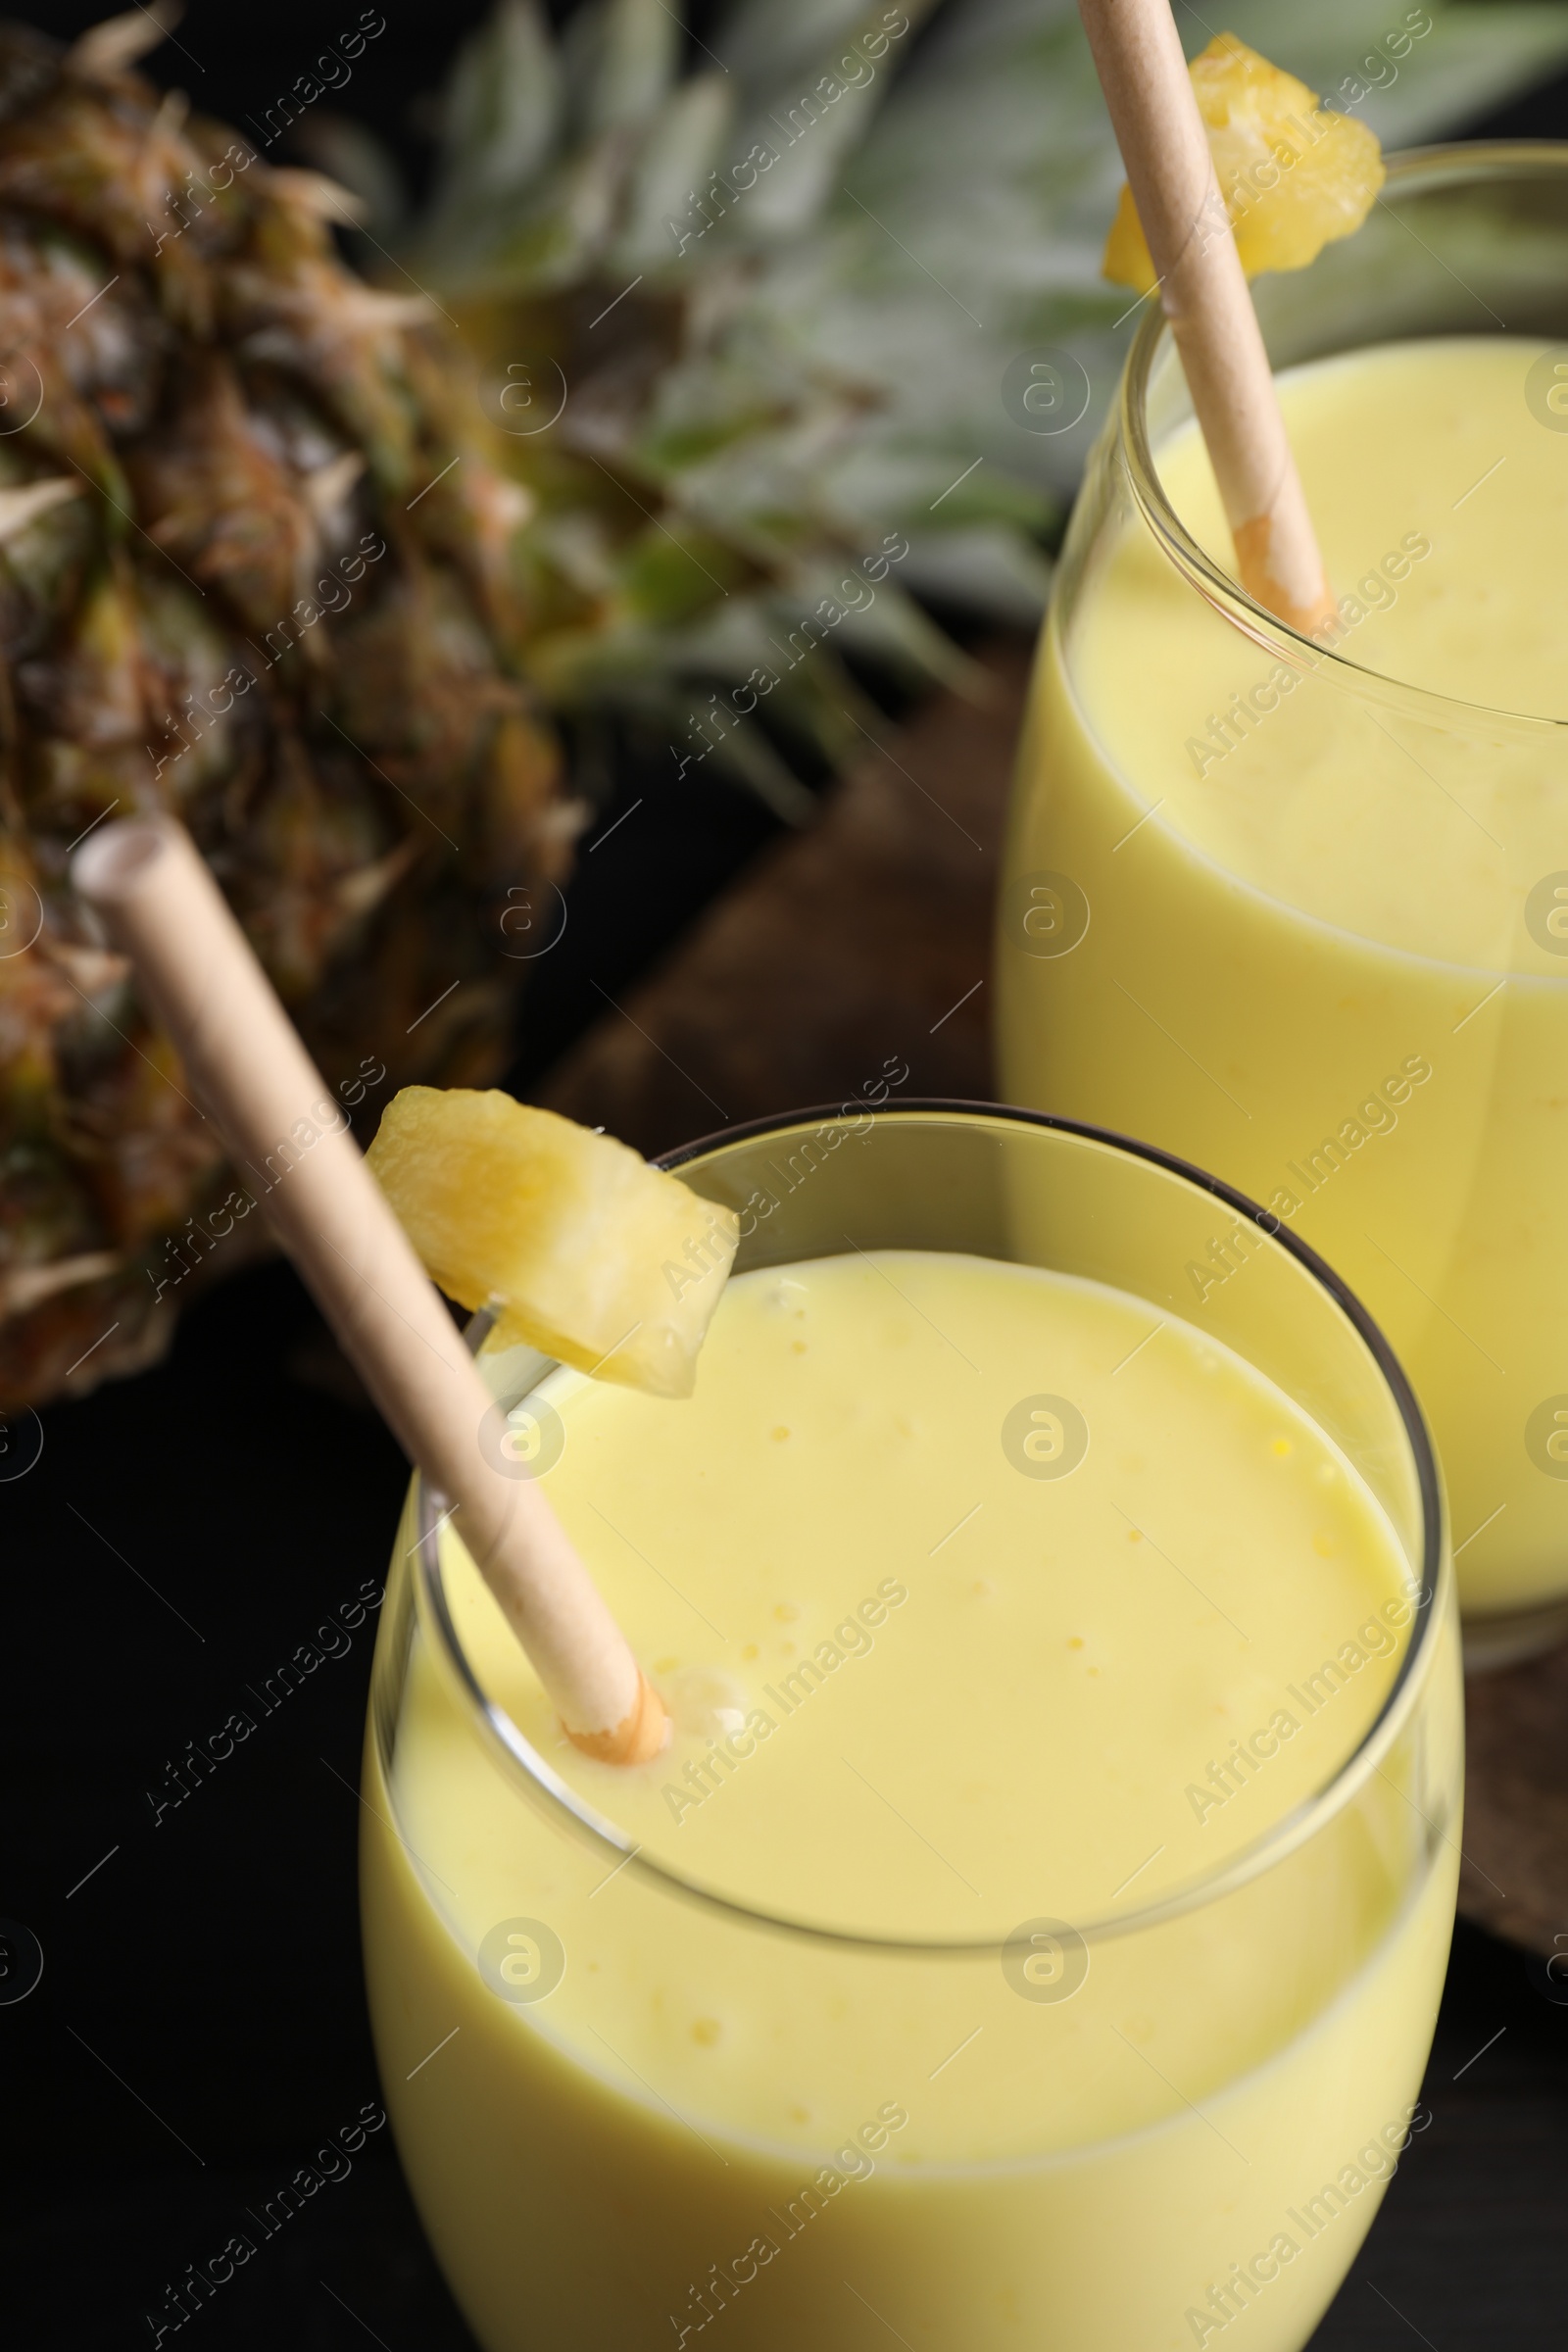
<box><xmin>293</xmin><ymin>0</ymin><xmax>1568</xmax><ymax>808</ymax></box>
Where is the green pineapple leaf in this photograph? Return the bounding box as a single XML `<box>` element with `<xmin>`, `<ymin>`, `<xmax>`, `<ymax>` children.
<box><xmin>562</xmin><ymin>0</ymin><xmax>682</xmax><ymax>139</ymax></box>
<box><xmin>1214</xmin><ymin>1</ymin><xmax>1568</xmax><ymax>146</ymax></box>
<box><xmin>435</xmin><ymin>0</ymin><xmax>563</xmax><ymax>216</ymax></box>
<box><xmin>395</xmin><ymin>0</ymin><xmax>1568</xmax><ymax>811</ymax></box>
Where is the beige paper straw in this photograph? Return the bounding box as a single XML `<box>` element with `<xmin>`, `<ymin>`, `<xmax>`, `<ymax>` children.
<box><xmin>1079</xmin><ymin>0</ymin><xmax>1336</xmax><ymax>633</ymax></box>
<box><xmin>74</xmin><ymin>816</ymin><xmax>666</xmax><ymax>1766</ymax></box>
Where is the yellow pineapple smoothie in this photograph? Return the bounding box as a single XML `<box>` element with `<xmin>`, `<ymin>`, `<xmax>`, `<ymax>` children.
<box><xmin>999</xmin><ymin>334</ymin><xmax>1568</xmax><ymax>1636</ymax></box>
<box><xmin>363</xmin><ymin>1239</ymin><xmax>1457</xmax><ymax>2352</ymax></box>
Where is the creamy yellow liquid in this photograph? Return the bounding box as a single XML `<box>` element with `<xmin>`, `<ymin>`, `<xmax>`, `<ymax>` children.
<box><xmin>363</xmin><ymin>1252</ymin><xmax>1457</xmax><ymax>2351</ymax></box>
<box><xmin>998</xmin><ymin>336</ymin><xmax>1568</xmax><ymax>1624</ymax></box>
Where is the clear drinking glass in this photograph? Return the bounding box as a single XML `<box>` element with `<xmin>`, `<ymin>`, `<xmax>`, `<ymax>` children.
<box><xmin>996</xmin><ymin>144</ymin><xmax>1568</xmax><ymax>1662</ymax></box>
<box><xmin>362</xmin><ymin>1105</ymin><xmax>1459</xmax><ymax>2352</ymax></box>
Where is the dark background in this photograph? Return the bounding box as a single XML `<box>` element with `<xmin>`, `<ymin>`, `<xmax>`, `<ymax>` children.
<box><xmin>5</xmin><ymin>6</ymin><xmax>1568</xmax><ymax>2348</ymax></box>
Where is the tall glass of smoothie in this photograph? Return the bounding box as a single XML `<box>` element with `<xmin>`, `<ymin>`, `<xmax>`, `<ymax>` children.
<box><xmin>998</xmin><ymin>144</ymin><xmax>1568</xmax><ymax>1662</ymax></box>
<box><xmin>362</xmin><ymin>1104</ymin><xmax>1458</xmax><ymax>2352</ymax></box>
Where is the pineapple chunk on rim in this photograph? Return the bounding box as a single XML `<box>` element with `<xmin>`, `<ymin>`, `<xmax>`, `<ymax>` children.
<box><xmin>1102</xmin><ymin>35</ymin><xmax>1386</xmax><ymax>293</ymax></box>
<box><xmin>368</xmin><ymin>1088</ymin><xmax>738</xmax><ymax>1399</ymax></box>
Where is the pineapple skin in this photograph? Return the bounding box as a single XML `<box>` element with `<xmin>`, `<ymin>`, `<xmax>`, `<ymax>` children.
<box><xmin>0</xmin><ymin>21</ymin><xmax>572</xmax><ymax>1408</ymax></box>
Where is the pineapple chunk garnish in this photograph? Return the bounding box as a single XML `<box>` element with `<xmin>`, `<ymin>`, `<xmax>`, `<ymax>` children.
<box><xmin>368</xmin><ymin>1088</ymin><xmax>738</xmax><ymax>1398</ymax></box>
<box><xmin>1102</xmin><ymin>36</ymin><xmax>1385</xmax><ymax>292</ymax></box>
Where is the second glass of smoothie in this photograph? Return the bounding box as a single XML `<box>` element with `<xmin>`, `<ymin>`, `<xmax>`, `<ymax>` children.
<box><xmin>999</xmin><ymin>145</ymin><xmax>1568</xmax><ymax>1661</ymax></box>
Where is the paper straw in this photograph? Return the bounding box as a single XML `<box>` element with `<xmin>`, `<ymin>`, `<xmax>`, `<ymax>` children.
<box><xmin>74</xmin><ymin>816</ymin><xmax>666</xmax><ymax>1765</ymax></box>
<box><xmin>1080</xmin><ymin>0</ymin><xmax>1336</xmax><ymax>632</ymax></box>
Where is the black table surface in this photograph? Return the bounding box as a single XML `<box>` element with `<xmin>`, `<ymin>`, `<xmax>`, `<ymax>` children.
<box><xmin>6</xmin><ymin>5</ymin><xmax>1568</xmax><ymax>2345</ymax></box>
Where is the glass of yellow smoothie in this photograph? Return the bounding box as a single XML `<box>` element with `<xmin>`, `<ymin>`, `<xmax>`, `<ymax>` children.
<box><xmin>362</xmin><ymin>1104</ymin><xmax>1458</xmax><ymax>2352</ymax></box>
<box><xmin>998</xmin><ymin>144</ymin><xmax>1568</xmax><ymax>1663</ymax></box>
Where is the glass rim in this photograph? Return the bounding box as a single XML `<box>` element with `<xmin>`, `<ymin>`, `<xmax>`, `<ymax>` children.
<box><xmin>1120</xmin><ymin>138</ymin><xmax>1568</xmax><ymax>733</ymax></box>
<box><xmin>408</xmin><ymin>1100</ymin><xmax>1446</xmax><ymax>1959</ymax></box>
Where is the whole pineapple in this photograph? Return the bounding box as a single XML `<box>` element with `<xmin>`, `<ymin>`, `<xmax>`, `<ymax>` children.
<box><xmin>6</xmin><ymin>0</ymin><xmax>1565</xmax><ymax>1409</ymax></box>
<box><xmin>0</xmin><ymin>10</ymin><xmax>567</xmax><ymax>1406</ymax></box>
